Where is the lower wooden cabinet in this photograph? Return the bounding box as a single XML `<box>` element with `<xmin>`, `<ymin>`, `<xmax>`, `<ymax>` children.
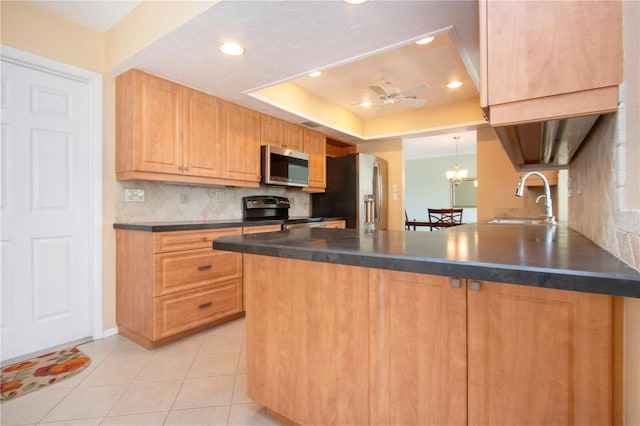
<box><xmin>116</xmin><ymin>227</ymin><xmax>244</xmax><ymax>348</ymax></box>
<box><xmin>243</xmin><ymin>256</ymin><xmax>619</xmax><ymax>426</ymax></box>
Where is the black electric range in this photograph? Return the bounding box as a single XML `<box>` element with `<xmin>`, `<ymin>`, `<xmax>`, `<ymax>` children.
<box><xmin>243</xmin><ymin>196</ymin><xmax>327</xmax><ymax>230</ymax></box>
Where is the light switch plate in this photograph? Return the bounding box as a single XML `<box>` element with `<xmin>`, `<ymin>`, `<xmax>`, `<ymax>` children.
<box><xmin>124</xmin><ymin>189</ymin><xmax>145</xmax><ymax>202</ymax></box>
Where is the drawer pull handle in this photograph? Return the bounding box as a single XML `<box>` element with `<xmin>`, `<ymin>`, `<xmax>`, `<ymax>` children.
<box><xmin>202</xmin><ymin>237</ymin><xmax>208</xmax><ymax>241</ymax></box>
<box><xmin>198</xmin><ymin>265</ymin><xmax>212</xmax><ymax>271</ymax></box>
<box><xmin>198</xmin><ymin>302</ymin><xmax>213</xmax><ymax>309</ymax></box>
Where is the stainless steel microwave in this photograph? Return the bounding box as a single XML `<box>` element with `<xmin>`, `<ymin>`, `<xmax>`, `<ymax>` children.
<box><xmin>261</xmin><ymin>145</ymin><xmax>309</xmax><ymax>187</ymax></box>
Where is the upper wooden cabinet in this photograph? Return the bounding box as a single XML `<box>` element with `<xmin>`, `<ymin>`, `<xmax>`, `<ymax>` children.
<box><xmin>116</xmin><ymin>69</ymin><xmax>183</xmax><ymax>175</ymax></box>
<box><xmin>303</xmin><ymin>128</ymin><xmax>327</xmax><ymax>191</ymax></box>
<box><xmin>480</xmin><ymin>0</ymin><xmax>622</xmax><ymax>125</ymax></box>
<box><xmin>219</xmin><ymin>101</ymin><xmax>261</xmax><ymax>183</ymax></box>
<box><xmin>116</xmin><ymin>69</ymin><xmax>260</xmax><ymax>188</ymax></box>
<box><xmin>182</xmin><ymin>87</ymin><xmax>221</xmax><ymax>178</ymax></box>
<box><xmin>260</xmin><ymin>115</ymin><xmax>303</xmax><ymax>151</ymax></box>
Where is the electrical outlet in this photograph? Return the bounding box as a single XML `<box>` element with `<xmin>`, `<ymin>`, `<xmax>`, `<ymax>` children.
<box><xmin>124</xmin><ymin>189</ymin><xmax>145</xmax><ymax>202</ymax></box>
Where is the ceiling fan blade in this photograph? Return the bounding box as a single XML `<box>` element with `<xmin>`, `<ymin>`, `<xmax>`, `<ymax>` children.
<box><xmin>368</xmin><ymin>85</ymin><xmax>389</xmax><ymax>96</ymax></box>
<box><xmin>401</xmin><ymin>82</ymin><xmax>429</xmax><ymax>98</ymax></box>
<box><xmin>400</xmin><ymin>98</ymin><xmax>426</xmax><ymax>108</ymax></box>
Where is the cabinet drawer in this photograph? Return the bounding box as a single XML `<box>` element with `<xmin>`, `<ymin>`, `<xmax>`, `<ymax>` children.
<box><xmin>153</xmin><ymin>227</ymin><xmax>242</xmax><ymax>253</ymax></box>
<box><xmin>154</xmin><ymin>248</ymin><xmax>242</xmax><ymax>296</ymax></box>
<box><xmin>153</xmin><ymin>280</ymin><xmax>243</xmax><ymax>339</ymax></box>
<box><xmin>243</xmin><ymin>224</ymin><xmax>282</xmax><ymax>234</ymax></box>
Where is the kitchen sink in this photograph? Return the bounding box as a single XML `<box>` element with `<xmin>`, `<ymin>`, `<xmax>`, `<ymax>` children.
<box><xmin>488</xmin><ymin>218</ymin><xmax>551</xmax><ymax>225</ymax></box>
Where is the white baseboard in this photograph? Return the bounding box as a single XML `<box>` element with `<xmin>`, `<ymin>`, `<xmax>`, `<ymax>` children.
<box><xmin>102</xmin><ymin>327</ymin><xmax>119</xmax><ymax>338</ymax></box>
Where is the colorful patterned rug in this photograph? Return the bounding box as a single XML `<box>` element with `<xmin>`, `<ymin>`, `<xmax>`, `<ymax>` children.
<box><xmin>1</xmin><ymin>347</ymin><xmax>91</xmax><ymax>403</ymax></box>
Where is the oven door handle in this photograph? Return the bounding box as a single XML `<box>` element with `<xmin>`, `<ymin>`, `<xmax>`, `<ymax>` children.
<box><xmin>283</xmin><ymin>222</ymin><xmax>326</xmax><ymax>230</ymax></box>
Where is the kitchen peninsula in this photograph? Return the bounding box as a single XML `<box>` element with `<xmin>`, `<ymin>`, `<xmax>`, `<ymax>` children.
<box><xmin>214</xmin><ymin>224</ymin><xmax>640</xmax><ymax>425</ymax></box>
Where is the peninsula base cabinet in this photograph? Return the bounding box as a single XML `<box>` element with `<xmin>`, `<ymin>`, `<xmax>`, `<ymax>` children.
<box><xmin>243</xmin><ymin>255</ymin><xmax>619</xmax><ymax>426</ymax></box>
<box><xmin>116</xmin><ymin>228</ymin><xmax>244</xmax><ymax>349</ymax></box>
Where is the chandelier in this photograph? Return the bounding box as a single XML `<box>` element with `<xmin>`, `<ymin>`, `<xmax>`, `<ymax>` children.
<box><xmin>445</xmin><ymin>136</ymin><xmax>468</xmax><ymax>186</ymax></box>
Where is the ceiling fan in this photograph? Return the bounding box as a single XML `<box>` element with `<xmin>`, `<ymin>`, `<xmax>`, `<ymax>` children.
<box><xmin>364</xmin><ymin>80</ymin><xmax>429</xmax><ymax>113</ymax></box>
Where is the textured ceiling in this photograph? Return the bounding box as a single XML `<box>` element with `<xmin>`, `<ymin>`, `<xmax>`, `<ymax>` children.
<box><xmin>26</xmin><ymin>0</ymin><xmax>481</xmax><ymax>149</ymax></box>
<box><xmin>25</xmin><ymin>0</ymin><xmax>141</xmax><ymax>32</ymax></box>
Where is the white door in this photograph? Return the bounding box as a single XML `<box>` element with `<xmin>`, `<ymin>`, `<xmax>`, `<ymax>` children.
<box><xmin>1</xmin><ymin>59</ymin><xmax>93</xmax><ymax>362</ymax></box>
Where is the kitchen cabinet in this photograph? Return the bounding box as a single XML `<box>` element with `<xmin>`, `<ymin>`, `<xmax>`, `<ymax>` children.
<box><xmin>244</xmin><ymin>255</ymin><xmax>369</xmax><ymax>425</ymax></box>
<box><xmin>480</xmin><ymin>0</ymin><xmax>622</xmax><ymax>126</ymax></box>
<box><xmin>116</xmin><ymin>69</ymin><xmax>183</xmax><ymax>176</ymax></box>
<box><xmin>370</xmin><ymin>271</ymin><xmax>466</xmax><ymax>426</ymax></box>
<box><xmin>372</xmin><ymin>271</ymin><xmax>615</xmax><ymax>426</ymax></box>
<box><xmin>260</xmin><ymin>115</ymin><xmax>304</xmax><ymax>151</ymax></box>
<box><xmin>467</xmin><ymin>280</ymin><xmax>614</xmax><ymax>425</ymax></box>
<box><xmin>243</xmin><ymin>255</ymin><xmax>618</xmax><ymax>425</ymax></box>
<box><xmin>242</xmin><ymin>224</ymin><xmax>282</xmax><ymax>234</ymax></box>
<box><xmin>219</xmin><ymin>101</ymin><xmax>262</xmax><ymax>183</ymax></box>
<box><xmin>116</xmin><ymin>69</ymin><xmax>260</xmax><ymax>188</ymax></box>
<box><xmin>303</xmin><ymin>128</ymin><xmax>327</xmax><ymax>191</ymax></box>
<box><xmin>116</xmin><ymin>227</ymin><xmax>244</xmax><ymax>349</ymax></box>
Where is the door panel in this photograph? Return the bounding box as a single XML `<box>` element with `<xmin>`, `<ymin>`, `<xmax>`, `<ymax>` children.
<box><xmin>0</xmin><ymin>60</ymin><xmax>92</xmax><ymax>362</ymax></box>
<box><xmin>370</xmin><ymin>270</ymin><xmax>467</xmax><ymax>426</ymax></box>
<box><xmin>468</xmin><ymin>281</ymin><xmax>613</xmax><ymax>426</ymax></box>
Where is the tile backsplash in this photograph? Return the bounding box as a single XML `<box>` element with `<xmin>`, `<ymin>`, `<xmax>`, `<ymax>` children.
<box><xmin>115</xmin><ymin>181</ymin><xmax>311</xmax><ymax>223</ymax></box>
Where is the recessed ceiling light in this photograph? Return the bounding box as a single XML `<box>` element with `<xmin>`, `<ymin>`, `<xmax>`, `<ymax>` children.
<box><xmin>308</xmin><ymin>71</ymin><xmax>322</xmax><ymax>78</ymax></box>
<box><xmin>415</xmin><ymin>36</ymin><xmax>435</xmax><ymax>45</ymax></box>
<box><xmin>447</xmin><ymin>81</ymin><xmax>463</xmax><ymax>89</ymax></box>
<box><xmin>344</xmin><ymin>0</ymin><xmax>368</xmax><ymax>4</ymax></box>
<box><xmin>360</xmin><ymin>101</ymin><xmax>373</xmax><ymax>108</ymax></box>
<box><xmin>219</xmin><ymin>41</ymin><xmax>245</xmax><ymax>56</ymax></box>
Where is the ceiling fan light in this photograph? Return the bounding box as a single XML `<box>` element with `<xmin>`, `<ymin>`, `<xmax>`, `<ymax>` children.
<box><xmin>415</xmin><ymin>36</ymin><xmax>435</xmax><ymax>45</ymax></box>
<box><xmin>446</xmin><ymin>170</ymin><xmax>457</xmax><ymax>180</ymax></box>
<box><xmin>308</xmin><ymin>71</ymin><xmax>322</xmax><ymax>78</ymax></box>
<box><xmin>360</xmin><ymin>101</ymin><xmax>373</xmax><ymax>108</ymax></box>
<box><xmin>219</xmin><ymin>41</ymin><xmax>245</xmax><ymax>56</ymax></box>
<box><xmin>447</xmin><ymin>81</ymin><xmax>463</xmax><ymax>89</ymax></box>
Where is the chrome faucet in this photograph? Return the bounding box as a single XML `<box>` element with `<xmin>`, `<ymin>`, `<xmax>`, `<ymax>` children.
<box><xmin>515</xmin><ymin>172</ymin><xmax>556</xmax><ymax>225</ymax></box>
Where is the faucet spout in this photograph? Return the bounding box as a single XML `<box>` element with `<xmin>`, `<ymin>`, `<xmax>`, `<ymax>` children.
<box><xmin>515</xmin><ymin>172</ymin><xmax>556</xmax><ymax>225</ymax></box>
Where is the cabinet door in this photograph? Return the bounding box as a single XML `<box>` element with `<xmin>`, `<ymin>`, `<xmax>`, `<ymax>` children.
<box><xmin>220</xmin><ymin>101</ymin><xmax>261</xmax><ymax>182</ymax></box>
<box><xmin>370</xmin><ymin>270</ymin><xmax>467</xmax><ymax>426</ymax></box>
<box><xmin>304</xmin><ymin>128</ymin><xmax>326</xmax><ymax>189</ymax></box>
<box><xmin>260</xmin><ymin>115</ymin><xmax>284</xmax><ymax>147</ymax></box>
<box><xmin>468</xmin><ymin>281</ymin><xmax>613</xmax><ymax>426</ymax></box>
<box><xmin>283</xmin><ymin>122</ymin><xmax>303</xmax><ymax>151</ymax></box>
<box><xmin>244</xmin><ymin>255</ymin><xmax>369</xmax><ymax>426</ymax></box>
<box><xmin>183</xmin><ymin>87</ymin><xmax>220</xmax><ymax>178</ymax></box>
<box><xmin>485</xmin><ymin>1</ymin><xmax>622</xmax><ymax>106</ymax></box>
<box><xmin>135</xmin><ymin>71</ymin><xmax>183</xmax><ymax>174</ymax></box>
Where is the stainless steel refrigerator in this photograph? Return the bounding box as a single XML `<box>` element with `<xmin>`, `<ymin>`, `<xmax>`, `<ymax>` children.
<box><xmin>312</xmin><ymin>153</ymin><xmax>388</xmax><ymax>230</ymax></box>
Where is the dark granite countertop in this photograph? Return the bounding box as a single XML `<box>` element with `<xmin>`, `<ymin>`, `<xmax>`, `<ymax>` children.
<box><xmin>213</xmin><ymin>223</ymin><xmax>640</xmax><ymax>298</ymax></box>
<box><xmin>113</xmin><ymin>217</ymin><xmax>345</xmax><ymax>232</ymax></box>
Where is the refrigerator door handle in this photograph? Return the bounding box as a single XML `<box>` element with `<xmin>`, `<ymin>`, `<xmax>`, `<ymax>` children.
<box><xmin>373</xmin><ymin>163</ymin><xmax>383</xmax><ymax>225</ymax></box>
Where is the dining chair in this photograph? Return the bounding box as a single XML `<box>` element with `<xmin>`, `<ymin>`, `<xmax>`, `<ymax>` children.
<box><xmin>405</xmin><ymin>210</ymin><xmax>411</xmax><ymax>230</ymax></box>
<box><xmin>428</xmin><ymin>208</ymin><xmax>463</xmax><ymax>231</ymax></box>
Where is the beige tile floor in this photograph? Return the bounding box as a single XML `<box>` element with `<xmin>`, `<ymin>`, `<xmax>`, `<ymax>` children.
<box><xmin>0</xmin><ymin>317</ymin><xmax>284</xmax><ymax>426</ymax></box>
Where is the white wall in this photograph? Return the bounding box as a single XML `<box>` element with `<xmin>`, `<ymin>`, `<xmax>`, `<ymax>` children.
<box><xmin>404</xmin><ymin>153</ymin><xmax>477</xmax><ymax>229</ymax></box>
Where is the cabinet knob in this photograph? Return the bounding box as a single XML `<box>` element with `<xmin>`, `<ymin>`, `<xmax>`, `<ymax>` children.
<box><xmin>202</xmin><ymin>237</ymin><xmax>208</xmax><ymax>241</ymax></box>
<box><xmin>184</xmin><ymin>166</ymin><xmax>190</xmax><ymax>171</ymax></box>
<box><xmin>469</xmin><ymin>281</ymin><xmax>481</xmax><ymax>292</ymax></box>
<box><xmin>198</xmin><ymin>264</ymin><xmax>212</xmax><ymax>271</ymax></box>
<box><xmin>450</xmin><ymin>278</ymin><xmax>462</xmax><ymax>288</ymax></box>
<box><xmin>178</xmin><ymin>166</ymin><xmax>184</xmax><ymax>171</ymax></box>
